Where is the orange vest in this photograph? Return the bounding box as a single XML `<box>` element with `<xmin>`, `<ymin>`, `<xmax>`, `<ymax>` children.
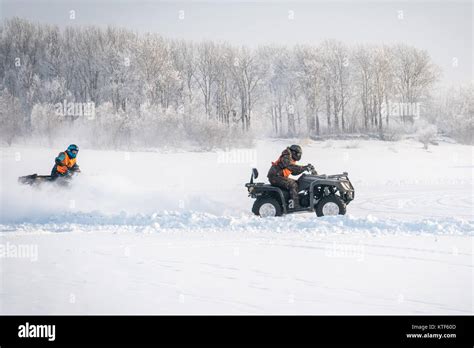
<box><xmin>56</xmin><ymin>152</ymin><xmax>76</xmax><ymax>174</ymax></box>
<box><xmin>272</xmin><ymin>158</ymin><xmax>295</xmax><ymax>178</ymax></box>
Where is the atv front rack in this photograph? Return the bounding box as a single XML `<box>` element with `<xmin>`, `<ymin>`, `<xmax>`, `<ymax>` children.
<box><xmin>18</xmin><ymin>173</ymin><xmax>53</xmax><ymax>185</ymax></box>
<box><xmin>317</xmin><ymin>172</ymin><xmax>349</xmax><ymax>179</ymax></box>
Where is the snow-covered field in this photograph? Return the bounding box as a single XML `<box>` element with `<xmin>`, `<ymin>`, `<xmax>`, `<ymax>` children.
<box><xmin>0</xmin><ymin>139</ymin><xmax>472</xmax><ymax>314</ymax></box>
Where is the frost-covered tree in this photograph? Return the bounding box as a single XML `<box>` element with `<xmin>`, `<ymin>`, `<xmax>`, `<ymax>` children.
<box><xmin>392</xmin><ymin>44</ymin><xmax>440</xmax><ymax>123</ymax></box>
<box><xmin>195</xmin><ymin>41</ymin><xmax>219</xmax><ymax>118</ymax></box>
<box><xmin>426</xmin><ymin>83</ymin><xmax>473</xmax><ymax>144</ymax></box>
<box><xmin>295</xmin><ymin>45</ymin><xmax>325</xmax><ymax>135</ymax></box>
<box><xmin>0</xmin><ymin>18</ymin><xmax>462</xmax><ymax>148</ymax></box>
<box><xmin>0</xmin><ymin>89</ymin><xmax>23</xmax><ymax>145</ymax></box>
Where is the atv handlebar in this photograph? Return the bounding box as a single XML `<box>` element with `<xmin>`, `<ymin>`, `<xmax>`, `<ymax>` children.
<box><xmin>305</xmin><ymin>164</ymin><xmax>318</xmax><ymax>176</ymax></box>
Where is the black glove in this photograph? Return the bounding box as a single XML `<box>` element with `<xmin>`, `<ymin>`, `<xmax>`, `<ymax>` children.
<box><xmin>306</xmin><ymin>164</ymin><xmax>318</xmax><ymax>175</ymax></box>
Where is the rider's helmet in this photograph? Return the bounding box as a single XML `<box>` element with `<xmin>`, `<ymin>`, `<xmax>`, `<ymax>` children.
<box><xmin>66</xmin><ymin>144</ymin><xmax>79</xmax><ymax>159</ymax></box>
<box><xmin>289</xmin><ymin>145</ymin><xmax>302</xmax><ymax>161</ymax></box>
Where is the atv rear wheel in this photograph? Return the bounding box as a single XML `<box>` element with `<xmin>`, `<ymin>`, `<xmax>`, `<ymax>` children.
<box><xmin>252</xmin><ymin>197</ymin><xmax>283</xmax><ymax>217</ymax></box>
<box><xmin>316</xmin><ymin>195</ymin><xmax>346</xmax><ymax>217</ymax></box>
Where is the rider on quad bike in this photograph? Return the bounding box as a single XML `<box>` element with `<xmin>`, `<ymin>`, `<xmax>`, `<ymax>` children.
<box><xmin>267</xmin><ymin>145</ymin><xmax>315</xmax><ymax>209</ymax></box>
<box><xmin>51</xmin><ymin>144</ymin><xmax>81</xmax><ymax>180</ymax></box>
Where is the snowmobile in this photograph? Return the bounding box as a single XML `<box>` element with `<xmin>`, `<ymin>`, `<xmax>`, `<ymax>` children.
<box><xmin>18</xmin><ymin>170</ymin><xmax>80</xmax><ymax>187</ymax></box>
<box><xmin>245</xmin><ymin>166</ymin><xmax>354</xmax><ymax>217</ymax></box>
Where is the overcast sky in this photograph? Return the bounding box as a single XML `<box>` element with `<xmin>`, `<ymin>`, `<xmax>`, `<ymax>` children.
<box><xmin>1</xmin><ymin>0</ymin><xmax>472</xmax><ymax>84</ymax></box>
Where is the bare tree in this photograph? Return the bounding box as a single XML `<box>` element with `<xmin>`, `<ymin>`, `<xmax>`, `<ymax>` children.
<box><xmin>0</xmin><ymin>89</ymin><xmax>23</xmax><ymax>145</ymax></box>
<box><xmin>229</xmin><ymin>46</ymin><xmax>267</xmax><ymax>131</ymax></box>
<box><xmin>0</xmin><ymin>18</ymin><xmax>452</xmax><ymax>148</ymax></box>
<box><xmin>195</xmin><ymin>41</ymin><xmax>218</xmax><ymax>118</ymax></box>
<box><xmin>392</xmin><ymin>44</ymin><xmax>440</xmax><ymax>123</ymax></box>
<box><xmin>321</xmin><ymin>40</ymin><xmax>351</xmax><ymax>132</ymax></box>
<box><xmin>353</xmin><ymin>45</ymin><xmax>374</xmax><ymax>130</ymax></box>
<box><xmin>295</xmin><ymin>45</ymin><xmax>324</xmax><ymax>136</ymax></box>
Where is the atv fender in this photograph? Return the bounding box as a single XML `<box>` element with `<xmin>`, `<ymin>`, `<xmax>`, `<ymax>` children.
<box><xmin>252</xmin><ymin>185</ymin><xmax>287</xmax><ymax>213</ymax></box>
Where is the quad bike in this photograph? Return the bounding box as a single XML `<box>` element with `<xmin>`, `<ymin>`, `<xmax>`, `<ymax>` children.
<box><xmin>245</xmin><ymin>167</ymin><xmax>354</xmax><ymax>217</ymax></box>
<box><xmin>18</xmin><ymin>170</ymin><xmax>80</xmax><ymax>187</ymax></box>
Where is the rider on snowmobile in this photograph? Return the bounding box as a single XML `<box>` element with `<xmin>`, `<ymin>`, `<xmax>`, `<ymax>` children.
<box><xmin>267</xmin><ymin>145</ymin><xmax>314</xmax><ymax>209</ymax></box>
<box><xmin>51</xmin><ymin>144</ymin><xmax>81</xmax><ymax>179</ymax></box>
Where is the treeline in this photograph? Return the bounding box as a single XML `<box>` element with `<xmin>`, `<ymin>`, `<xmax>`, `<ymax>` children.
<box><xmin>0</xmin><ymin>17</ymin><xmax>471</xmax><ymax>148</ymax></box>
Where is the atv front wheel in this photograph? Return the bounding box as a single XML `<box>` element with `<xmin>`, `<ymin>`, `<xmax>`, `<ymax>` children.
<box><xmin>252</xmin><ymin>197</ymin><xmax>283</xmax><ymax>217</ymax></box>
<box><xmin>316</xmin><ymin>195</ymin><xmax>346</xmax><ymax>217</ymax></box>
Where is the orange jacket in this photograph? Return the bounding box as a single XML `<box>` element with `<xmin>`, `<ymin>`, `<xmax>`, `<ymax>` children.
<box><xmin>268</xmin><ymin>148</ymin><xmax>306</xmax><ymax>179</ymax></box>
<box><xmin>272</xmin><ymin>157</ymin><xmax>295</xmax><ymax>177</ymax></box>
<box><xmin>55</xmin><ymin>151</ymin><xmax>77</xmax><ymax>174</ymax></box>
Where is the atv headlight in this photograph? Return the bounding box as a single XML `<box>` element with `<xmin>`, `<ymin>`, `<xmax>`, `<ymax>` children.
<box><xmin>340</xmin><ymin>181</ymin><xmax>350</xmax><ymax>190</ymax></box>
<box><xmin>248</xmin><ymin>186</ymin><xmax>254</xmax><ymax>193</ymax></box>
